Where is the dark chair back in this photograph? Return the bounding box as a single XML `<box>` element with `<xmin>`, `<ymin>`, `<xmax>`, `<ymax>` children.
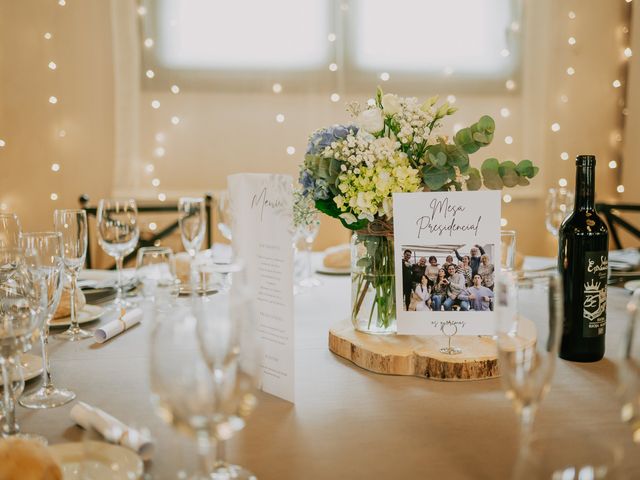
<box><xmin>79</xmin><ymin>194</ymin><xmax>213</xmax><ymax>269</ymax></box>
<box><xmin>595</xmin><ymin>203</ymin><xmax>640</xmax><ymax>249</ymax></box>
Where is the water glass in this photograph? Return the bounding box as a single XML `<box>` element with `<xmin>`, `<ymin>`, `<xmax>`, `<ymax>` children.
<box><xmin>19</xmin><ymin>232</ymin><xmax>76</xmax><ymax>409</ymax></box>
<box><xmin>495</xmin><ymin>271</ymin><xmax>563</xmax><ymax>449</ymax></box>
<box><xmin>136</xmin><ymin>246</ymin><xmax>177</xmax><ymax>299</ymax></box>
<box><xmin>178</xmin><ymin>197</ymin><xmax>206</xmax><ymax>259</ymax></box>
<box><xmin>500</xmin><ymin>230</ymin><xmax>516</xmax><ymax>271</ymax></box>
<box><xmin>0</xmin><ymin>213</ymin><xmax>21</xmax><ymax>249</ymax></box>
<box><xmin>618</xmin><ymin>289</ymin><xmax>640</xmax><ymax>444</ymax></box>
<box><xmin>97</xmin><ymin>199</ymin><xmax>139</xmax><ymax>308</ymax></box>
<box><xmin>216</xmin><ymin>191</ymin><xmax>233</xmax><ymax>241</ymax></box>
<box><xmin>54</xmin><ymin>209</ymin><xmax>92</xmax><ymax>341</ymax></box>
<box><xmin>295</xmin><ymin>214</ymin><xmax>321</xmax><ymax>288</ymax></box>
<box><xmin>545</xmin><ymin>187</ymin><xmax>574</xmax><ymax>238</ymax></box>
<box><xmin>150</xmin><ymin>264</ymin><xmax>260</xmax><ymax>479</ymax></box>
<box><xmin>0</xmin><ymin>248</ymin><xmax>48</xmax><ymax>441</ymax></box>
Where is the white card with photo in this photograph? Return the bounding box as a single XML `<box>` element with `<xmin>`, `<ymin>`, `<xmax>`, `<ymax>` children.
<box><xmin>393</xmin><ymin>191</ymin><xmax>501</xmax><ymax>335</ymax></box>
<box><xmin>228</xmin><ymin>173</ymin><xmax>295</xmax><ymax>403</ymax></box>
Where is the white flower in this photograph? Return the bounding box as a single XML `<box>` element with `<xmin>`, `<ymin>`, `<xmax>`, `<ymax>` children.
<box><xmin>381</xmin><ymin>94</ymin><xmax>401</xmax><ymax>116</ymax></box>
<box><xmin>339</xmin><ymin>212</ymin><xmax>358</xmax><ymax>225</ymax></box>
<box><xmin>356</xmin><ymin>108</ymin><xmax>384</xmax><ymax>134</ymax></box>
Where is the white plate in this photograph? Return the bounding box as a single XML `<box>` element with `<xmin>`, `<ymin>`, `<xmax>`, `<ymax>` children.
<box><xmin>49</xmin><ymin>441</ymin><xmax>143</xmax><ymax>480</ymax></box>
<box><xmin>0</xmin><ymin>354</ymin><xmax>42</xmax><ymax>385</ymax></box>
<box><xmin>624</xmin><ymin>279</ymin><xmax>640</xmax><ymax>292</ymax></box>
<box><xmin>48</xmin><ymin>304</ymin><xmax>105</xmax><ymax>327</ymax></box>
<box><xmin>316</xmin><ymin>265</ymin><xmax>350</xmax><ymax>276</ymax></box>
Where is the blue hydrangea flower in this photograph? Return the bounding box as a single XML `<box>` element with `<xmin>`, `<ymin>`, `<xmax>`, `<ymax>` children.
<box><xmin>306</xmin><ymin>124</ymin><xmax>358</xmax><ymax>155</ymax></box>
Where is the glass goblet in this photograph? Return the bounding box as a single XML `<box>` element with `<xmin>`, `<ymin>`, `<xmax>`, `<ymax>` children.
<box><xmin>617</xmin><ymin>288</ymin><xmax>640</xmax><ymax>444</ymax></box>
<box><xmin>545</xmin><ymin>187</ymin><xmax>574</xmax><ymax>238</ymax></box>
<box><xmin>54</xmin><ymin>209</ymin><xmax>92</xmax><ymax>340</ymax></box>
<box><xmin>19</xmin><ymin>232</ymin><xmax>76</xmax><ymax>409</ymax></box>
<box><xmin>0</xmin><ymin>248</ymin><xmax>48</xmax><ymax>442</ymax></box>
<box><xmin>216</xmin><ymin>191</ymin><xmax>233</xmax><ymax>242</ymax></box>
<box><xmin>97</xmin><ymin>199</ymin><xmax>139</xmax><ymax>308</ymax></box>
<box><xmin>295</xmin><ymin>214</ymin><xmax>321</xmax><ymax>288</ymax></box>
<box><xmin>0</xmin><ymin>212</ymin><xmax>22</xmax><ymax>249</ymax></box>
<box><xmin>495</xmin><ymin>271</ymin><xmax>563</xmax><ymax>450</ymax></box>
<box><xmin>136</xmin><ymin>246</ymin><xmax>177</xmax><ymax>300</ymax></box>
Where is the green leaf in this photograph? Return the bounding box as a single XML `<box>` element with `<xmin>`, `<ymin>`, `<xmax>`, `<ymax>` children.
<box><xmin>517</xmin><ymin>176</ymin><xmax>530</xmax><ymax>186</ymax></box>
<box><xmin>423</xmin><ymin>165</ymin><xmax>454</xmax><ymax>191</ymax></box>
<box><xmin>500</xmin><ymin>168</ymin><xmax>519</xmax><ymax>188</ymax></box>
<box><xmin>478</xmin><ymin>115</ymin><xmax>495</xmax><ymax>133</ymax></box>
<box><xmin>472</xmin><ymin>132</ymin><xmax>489</xmax><ymax>144</ymax></box>
<box><xmin>481</xmin><ymin>157</ymin><xmax>500</xmax><ymax>173</ymax></box>
<box><xmin>515</xmin><ymin>159</ymin><xmax>534</xmax><ymax>177</ymax></box>
<box><xmin>340</xmin><ymin>216</ymin><xmax>369</xmax><ymax>231</ymax></box>
<box><xmin>315</xmin><ymin>198</ymin><xmax>341</xmax><ymax>219</ymax></box>
<box><xmin>466</xmin><ymin>168</ymin><xmax>482</xmax><ymax>190</ymax></box>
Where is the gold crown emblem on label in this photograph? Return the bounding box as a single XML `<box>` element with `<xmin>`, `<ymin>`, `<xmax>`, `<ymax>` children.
<box><xmin>584</xmin><ymin>280</ymin><xmax>601</xmax><ymax>292</ymax></box>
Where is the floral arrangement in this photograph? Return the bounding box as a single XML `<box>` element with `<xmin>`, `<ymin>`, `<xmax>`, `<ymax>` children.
<box><xmin>298</xmin><ymin>88</ymin><xmax>539</xmax><ymax>333</ymax></box>
<box><xmin>299</xmin><ymin>87</ymin><xmax>538</xmax><ymax>231</ymax></box>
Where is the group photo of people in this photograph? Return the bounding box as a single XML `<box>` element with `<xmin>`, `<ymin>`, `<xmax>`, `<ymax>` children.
<box><xmin>401</xmin><ymin>243</ymin><xmax>496</xmax><ymax>313</ymax></box>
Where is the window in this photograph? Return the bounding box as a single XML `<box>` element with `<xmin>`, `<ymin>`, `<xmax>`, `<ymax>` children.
<box><xmin>157</xmin><ymin>0</ymin><xmax>330</xmax><ymax>70</ymax></box>
<box><xmin>352</xmin><ymin>0</ymin><xmax>514</xmax><ymax>76</ymax></box>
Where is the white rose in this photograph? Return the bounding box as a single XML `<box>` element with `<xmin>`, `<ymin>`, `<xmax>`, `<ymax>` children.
<box><xmin>381</xmin><ymin>94</ymin><xmax>402</xmax><ymax>116</ymax></box>
<box><xmin>356</xmin><ymin>108</ymin><xmax>384</xmax><ymax>134</ymax></box>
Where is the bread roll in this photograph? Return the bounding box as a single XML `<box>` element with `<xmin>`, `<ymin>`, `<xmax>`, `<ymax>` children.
<box><xmin>53</xmin><ymin>287</ymin><xmax>86</xmax><ymax>319</ymax></box>
<box><xmin>0</xmin><ymin>438</ymin><xmax>62</xmax><ymax>480</ymax></box>
<box><xmin>323</xmin><ymin>247</ymin><xmax>350</xmax><ymax>270</ymax></box>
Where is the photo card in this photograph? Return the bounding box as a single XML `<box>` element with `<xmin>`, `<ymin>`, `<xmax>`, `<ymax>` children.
<box><xmin>393</xmin><ymin>191</ymin><xmax>501</xmax><ymax>335</ymax></box>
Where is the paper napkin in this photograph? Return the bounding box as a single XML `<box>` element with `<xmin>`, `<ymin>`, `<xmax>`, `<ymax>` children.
<box><xmin>94</xmin><ymin>308</ymin><xmax>142</xmax><ymax>343</ymax></box>
<box><xmin>70</xmin><ymin>401</ymin><xmax>154</xmax><ymax>460</ymax></box>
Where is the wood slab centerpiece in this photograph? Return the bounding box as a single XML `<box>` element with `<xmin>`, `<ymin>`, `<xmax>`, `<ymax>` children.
<box><xmin>328</xmin><ymin>318</ymin><xmax>536</xmax><ymax>381</ymax></box>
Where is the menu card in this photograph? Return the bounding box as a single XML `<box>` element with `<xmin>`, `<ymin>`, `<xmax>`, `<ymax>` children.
<box><xmin>393</xmin><ymin>191</ymin><xmax>501</xmax><ymax>335</ymax></box>
<box><xmin>227</xmin><ymin>173</ymin><xmax>295</xmax><ymax>402</ymax></box>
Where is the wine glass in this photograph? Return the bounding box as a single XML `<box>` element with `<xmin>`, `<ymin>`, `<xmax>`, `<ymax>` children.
<box><xmin>216</xmin><ymin>191</ymin><xmax>233</xmax><ymax>241</ymax></box>
<box><xmin>617</xmin><ymin>288</ymin><xmax>640</xmax><ymax>444</ymax></box>
<box><xmin>495</xmin><ymin>271</ymin><xmax>563</xmax><ymax>451</ymax></box>
<box><xmin>0</xmin><ymin>213</ymin><xmax>22</xmax><ymax>283</ymax></box>
<box><xmin>135</xmin><ymin>246</ymin><xmax>177</xmax><ymax>300</ymax></box>
<box><xmin>97</xmin><ymin>199</ymin><xmax>140</xmax><ymax>308</ymax></box>
<box><xmin>150</xmin><ymin>265</ymin><xmax>260</xmax><ymax>479</ymax></box>
<box><xmin>54</xmin><ymin>209</ymin><xmax>92</xmax><ymax>341</ymax></box>
<box><xmin>19</xmin><ymin>232</ymin><xmax>76</xmax><ymax>409</ymax></box>
<box><xmin>178</xmin><ymin>197</ymin><xmax>206</xmax><ymax>258</ymax></box>
<box><xmin>0</xmin><ymin>213</ymin><xmax>21</xmax><ymax>249</ymax></box>
<box><xmin>0</xmin><ymin>247</ymin><xmax>48</xmax><ymax>441</ymax></box>
<box><xmin>545</xmin><ymin>188</ymin><xmax>574</xmax><ymax>238</ymax></box>
<box><xmin>295</xmin><ymin>214</ymin><xmax>321</xmax><ymax>288</ymax></box>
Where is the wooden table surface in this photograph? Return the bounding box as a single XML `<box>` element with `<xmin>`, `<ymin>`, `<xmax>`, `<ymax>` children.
<box><xmin>18</xmin><ymin>271</ymin><xmax>640</xmax><ymax>479</ymax></box>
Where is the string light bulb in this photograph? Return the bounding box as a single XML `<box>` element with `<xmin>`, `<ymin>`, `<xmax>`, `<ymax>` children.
<box><xmin>171</xmin><ymin>116</ymin><xmax>180</xmax><ymax>125</ymax></box>
<box><xmin>146</xmin><ymin>70</ymin><xmax>155</xmax><ymax>79</ymax></box>
<box><xmin>44</xmin><ymin>32</ymin><xmax>52</xmax><ymax>40</ymax></box>
<box><xmin>149</xmin><ymin>222</ymin><xmax>157</xmax><ymax>231</ymax></box>
<box><xmin>502</xmin><ymin>194</ymin><xmax>512</xmax><ymax>203</ymax></box>
<box><xmin>276</xmin><ymin>114</ymin><xmax>285</xmax><ymax>123</ymax></box>
<box><xmin>551</xmin><ymin>123</ymin><xmax>561</xmax><ymax>132</ymax></box>
<box><xmin>48</xmin><ymin>61</ymin><xmax>57</xmax><ymax>70</ymax></box>
<box><xmin>158</xmin><ymin>193</ymin><xmax>166</xmax><ymax>201</ymax></box>
<box><xmin>609</xmin><ymin>160</ymin><xmax>617</xmax><ymax>169</ymax></box>
<box><xmin>500</xmin><ymin>218</ymin><xmax>508</xmax><ymax>227</ymax></box>
<box><xmin>613</xmin><ymin>80</ymin><xmax>622</xmax><ymax>88</ymax></box>
<box><xmin>330</xmin><ymin>93</ymin><xmax>340</xmax><ymax>102</ymax></box>
<box><xmin>145</xmin><ymin>164</ymin><xmax>155</xmax><ymax>173</ymax></box>
<box><xmin>566</xmin><ymin>67</ymin><xmax>575</xmax><ymax>76</ymax></box>
<box><xmin>272</xmin><ymin>83</ymin><xmax>282</xmax><ymax>94</ymax></box>
<box><xmin>151</xmin><ymin>100</ymin><xmax>160</xmax><ymax>109</ymax></box>
<box><xmin>51</xmin><ymin>163</ymin><xmax>60</xmax><ymax>172</ymax></box>
<box><xmin>568</xmin><ymin>11</ymin><xmax>576</xmax><ymax>19</ymax></box>
<box><xmin>170</xmin><ymin>85</ymin><xmax>180</xmax><ymax>94</ymax></box>
<box><xmin>49</xmin><ymin>96</ymin><xmax>58</xmax><ymax>104</ymax></box>
<box><xmin>0</xmin><ymin>139</ymin><xmax>5</xmax><ymax>148</ymax></box>
<box><xmin>151</xmin><ymin>178</ymin><xmax>161</xmax><ymax>187</ymax></box>
<box><xmin>617</xmin><ymin>185</ymin><xmax>625</xmax><ymax>193</ymax></box>
<box><xmin>558</xmin><ymin>178</ymin><xmax>568</xmax><ymax>187</ymax></box>
<box><xmin>380</xmin><ymin>72</ymin><xmax>390</xmax><ymax>81</ymax></box>
<box><xmin>447</xmin><ymin>95</ymin><xmax>456</xmax><ymax>104</ymax></box>
<box><xmin>500</xmin><ymin>49</ymin><xmax>510</xmax><ymax>57</ymax></box>
<box><xmin>144</xmin><ymin>38</ymin><xmax>154</xmax><ymax>48</ymax></box>
<box><xmin>154</xmin><ymin>147</ymin><xmax>165</xmax><ymax>157</ymax></box>
<box><xmin>505</xmin><ymin>79</ymin><xmax>516</xmax><ymax>90</ymax></box>
<box><xmin>504</xmin><ymin>136</ymin><xmax>513</xmax><ymax>145</ymax></box>
<box><xmin>328</xmin><ymin>33</ymin><xmax>336</xmax><ymax>42</ymax></box>
<box><xmin>568</xmin><ymin>37</ymin><xmax>576</xmax><ymax>46</ymax></box>
<box><xmin>624</xmin><ymin>47</ymin><xmax>633</xmax><ymax>58</ymax></box>
<box><xmin>286</xmin><ymin>146</ymin><xmax>296</xmax><ymax>155</ymax></box>
<box><xmin>50</xmin><ymin>193</ymin><xmax>58</xmax><ymax>200</ymax></box>
<box><xmin>560</xmin><ymin>152</ymin><xmax>569</xmax><ymax>161</ymax></box>
<box><xmin>500</xmin><ymin>108</ymin><xmax>510</xmax><ymax>118</ymax></box>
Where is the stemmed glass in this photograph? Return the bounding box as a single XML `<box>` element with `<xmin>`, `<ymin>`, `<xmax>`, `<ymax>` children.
<box><xmin>617</xmin><ymin>288</ymin><xmax>640</xmax><ymax>444</ymax></box>
<box><xmin>178</xmin><ymin>197</ymin><xmax>206</xmax><ymax>290</ymax></box>
<box><xmin>19</xmin><ymin>232</ymin><xmax>76</xmax><ymax>408</ymax></box>
<box><xmin>97</xmin><ymin>199</ymin><xmax>140</xmax><ymax>308</ymax></box>
<box><xmin>0</xmin><ymin>213</ymin><xmax>21</xmax><ymax>249</ymax></box>
<box><xmin>545</xmin><ymin>187</ymin><xmax>574</xmax><ymax>238</ymax></box>
<box><xmin>0</xmin><ymin>247</ymin><xmax>48</xmax><ymax>441</ymax></box>
<box><xmin>495</xmin><ymin>271</ymin><xmax>563</xmax><ymax>450</ymax></box>
<box><xmin>216</xmin><ymin>191</ymin><xmax>233</xmax><ymax>241</ymax></box>
<box><xmin>295</xmin><ymin>214</ymin><xmax>321</xmax><ymax>288</ymax></box>
<box><xmin>149</xmin><ymin>264</ymin><xmax>260</xmax><ymax>479</ymax></box>
<box><xmin>54</xmin><ymin>209</ymin><xmax>92</xmax><ymax>341</ymax></box>
<box><xmin>135</xmin><ymin>246</ymin><xmax>177</xmax><ymax>300</ymax></box>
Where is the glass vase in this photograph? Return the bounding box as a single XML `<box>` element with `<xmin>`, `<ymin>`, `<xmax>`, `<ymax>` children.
<box><xmin>350</xmin><ymin>233</ymin><xmax>397</xmax><ymax>334</ymax></box>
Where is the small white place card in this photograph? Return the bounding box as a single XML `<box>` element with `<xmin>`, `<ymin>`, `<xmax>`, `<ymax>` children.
<box><xmin>393</xmin><ymin>191</ymin><xmax>501</xmax><ymax>335</ymax></box>
<box><xmin>227</xmin><ymin>173</ymin><xmax>295</xmax><ymax>403</ymax></box>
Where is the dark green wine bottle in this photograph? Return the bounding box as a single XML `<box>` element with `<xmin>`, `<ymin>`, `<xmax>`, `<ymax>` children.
<box><xmin>558</xmin><ymin>155</ymin><xmax>609</xmax><ymax>362</ymax></box>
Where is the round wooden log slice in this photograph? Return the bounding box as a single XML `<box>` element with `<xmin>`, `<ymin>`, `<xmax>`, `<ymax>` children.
<box><xmin>328</xmin><ymin>319</ymin><xmax>537</xmax><ymax>381</ymax></box>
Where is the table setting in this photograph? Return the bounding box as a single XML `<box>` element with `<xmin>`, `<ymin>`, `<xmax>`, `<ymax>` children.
<box><xmin>1</xmin><ymin>87</ymin><xmax>640</xmax><ymax>480</ymax></box>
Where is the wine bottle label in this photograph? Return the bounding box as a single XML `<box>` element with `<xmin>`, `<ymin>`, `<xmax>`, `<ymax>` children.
<box><xmin>583</xmin><ymin>251</ymin><xmax>608</xmax><ymax>337</ymax></box>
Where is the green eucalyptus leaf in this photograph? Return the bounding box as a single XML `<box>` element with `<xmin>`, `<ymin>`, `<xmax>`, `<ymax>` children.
<box><xmin>466</xmin><ymin>168</ymin><xmax>482</xmax><ymax>190</ymax></box>
<box><xmin>517</xmin><ymin>176</ymin><xmax>530</xmax><ymax>186</ymax></box>
<box><xmin>472</xmin><ymin>132</ymin><xmax>489</xmax><ymax>144</ymax></box>
<box><xmin>483</xmin><ymin>173</ymin><xmax>504</xmax><ymax>190</ymax></box>
<box><xmin>423</xmin><ymin>164</ymin><xmax>454</xmax><ymax>191</ymax></box>
<box><xmin>478</xmin><ymin>115</ymin><xmax>495</xmax><ymax>133</ymax></box>
<box><xmin>498</xmin><ymin>160</ymin><xmax>517</xmax><ymax>177</ymax></box>
<box><xmin>481</xmin><ymin>157</ymin><xmax>500</xmax><ymax>173</ymax></box>
<box><xmin>500</xmin><ymin>168</ymin><xmax>519</xmax><ymax>188</ymax></box>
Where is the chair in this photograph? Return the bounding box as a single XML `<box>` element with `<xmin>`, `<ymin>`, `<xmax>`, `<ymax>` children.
<box><xmin>595</xmin><ymin>203</ymin><xmax>640</xmax><ymax>249</ymax></box>
<box><xmin>79</xmin><ymin>194</ymin><xmax>213</xmax><ymax>269</ymax></box>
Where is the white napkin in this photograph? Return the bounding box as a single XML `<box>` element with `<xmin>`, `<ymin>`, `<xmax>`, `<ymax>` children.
<box><xmin>70</xmin><ymin>401</ymin><xmax>154</xmax><ymax>460</ymax></box>
<box><xmin>94</xmin><ymin>308</ymin><xmax>142</xmax><ymax>343</ymax></box>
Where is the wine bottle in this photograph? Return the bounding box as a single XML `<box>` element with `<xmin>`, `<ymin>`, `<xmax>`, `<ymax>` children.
<box><xmin>558</xmin><ymin>155</ymin><xmax>609</xmax><ymax>362</ymax></box>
